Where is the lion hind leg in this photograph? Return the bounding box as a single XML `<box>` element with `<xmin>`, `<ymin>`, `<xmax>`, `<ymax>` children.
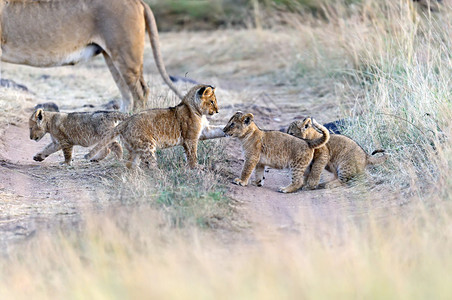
<box><xmin>110</xmin><ymin>56</ymin><xmax>148</xmax><ymax>112</ymax></box>
<box><xmin>103</xmin><ymin>52</ymin><xmax>133</xmax><ymax>112</ymax></box>
<box><xmin>141</xmin><ymin>148</ymin><xmax>157</xmax><ymax>169</ymax></box>
<box><xmin>109</xmin><ymin>141</ymin><xmax>123</xmax><ymax>160</ymax></box>
<box><xmin>279</xmin><ymin>159</ymin><xmax>310</xmax><ymax>193</ymax></box>
<box><xmin>90</xmin><ymin>147</ymin><xmax>110</xmax><ymax>162</ymax></box>
<box><xmin>253</xmin><ymin>164</ymin><xmax>265</xmax><ymax>187</ymax></box>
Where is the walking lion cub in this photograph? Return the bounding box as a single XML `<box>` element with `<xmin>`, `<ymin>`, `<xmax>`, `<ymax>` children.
<box><xmin>29</xmin><ymin>109</ymin><xmax>127</xmax><ymax>165</ymax></box>
<box><xmin>223</xmin><ymin>112</ymin><xmax>330</xmax><ymax>193</ymax></box>
<box><xmin>287</xmin><ymin>117</ymin><xmax>388</xmax><ymax>189</ymax></box>
<box><xmin>85</xmin><ymin>84</ymin><xmax>219</xmax><ymax>169</ymax></box>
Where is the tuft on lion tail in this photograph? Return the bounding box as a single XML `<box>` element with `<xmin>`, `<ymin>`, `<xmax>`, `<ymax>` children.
<box><xmin>85</xmin><ymin>123</ymin><xmax>124</xmax><ymax>161</ymax></box>
<box><xmin>307</xmin><ymin>119</ymin><xmax>330</xmax><ymax>149</ymax></box>
<box><xmin>367</xmin><ymin>149</ymin><xmax>388</xmax><ymax>165</ymax></box>
<box><xmin>141</xmin><ymin>0</ymin><xmax>184</xmax><ymax>100</ymax></box>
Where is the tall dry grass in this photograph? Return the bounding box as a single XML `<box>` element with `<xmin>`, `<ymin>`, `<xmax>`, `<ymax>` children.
<box><xmin>1</xmin><ymin>202</ymin><xmax>451</xmax><ymax>299</ymax></box>
<box><xmin>1</xmin><ymin>1</ymin><xmax>451</xmax><ymax>298</ymax></box>
<box><xmin>328</xmin><ymin>0</ymin><xmax>452</xmax><ymax>194</ymax></box>
<box><xmin>266</xmin><ymin>0</ymin><xmax>452</xmax><ymax>195</ymax></box>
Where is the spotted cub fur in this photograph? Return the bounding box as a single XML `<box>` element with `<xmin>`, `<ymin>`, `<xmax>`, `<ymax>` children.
<box><xmin>85</xmin><ymin>84</ymin><xmax>219</xmax><ymax>169</ymax></box>
<box><xmin>287</xmin><ymin>117</ymin><xmax>388</xmax><ymax>189</ymax></box>
<box><xmin>29</xmin><ymin>109</ymin><xmax>127</xmax><ymax>165</ymax></box>
<box><xmin>223</xmin><ymin>112</ymin><xmax>330</xmax><ymax>193</ymax></box>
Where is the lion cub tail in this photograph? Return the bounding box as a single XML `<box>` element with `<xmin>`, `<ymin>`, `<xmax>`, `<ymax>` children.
<box><xmin>366</xmin><ymin>149</ymin><xmax>388</xmax><ymax>165</ymax></box>
<box><xmin>85</xmin><ymin>123</ymin><xmax>124</xmax><ymax>161</ymax></box>
<box><xmin>306</xmin><ymin>119</ymin><xmax>330</xmax><ymax>149</ymax></box>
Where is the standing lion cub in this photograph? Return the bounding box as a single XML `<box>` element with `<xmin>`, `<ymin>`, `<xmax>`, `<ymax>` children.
<box><xmin>85</xmin><ymin>84</ymin><xmax>219</xmax><ymax>169</ymax></box>
<box><xmin>29</xmin><ymin>109</ymin><xmax>127</xmax><ymax>165</ymax></box>
<box><xmin>223</xmin><ymin>112</ymin><xmax>330</xmax><ymax>193</ymax></box>
<box><xmin>287</xmin><ymin>117</ymin><xmax>388</xmax><ymax>189</ymax></box>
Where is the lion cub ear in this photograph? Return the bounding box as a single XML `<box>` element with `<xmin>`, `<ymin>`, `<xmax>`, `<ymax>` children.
<box><xmin>198</xmin><ymin>85</ymin><xmax>215</xmax><ymax>97</ymax></box>
<box><xmin>299</xmin><ymin>117</ymin><xmax>312</xmax><ymax>129</ymax></box>
<box><xmin>33</xmin><ymin>109</ymin><xmax>44</xmax><ymax>122</ymax></box>
<box><xmin>243</xmin><ymin>113</ymin><xmax>254</xmax><ymax>125</ymax></box>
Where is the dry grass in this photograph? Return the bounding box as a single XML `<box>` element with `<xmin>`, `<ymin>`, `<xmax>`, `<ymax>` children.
<box><xmin>1</xmin><ymin>201</ymin><xmax>451</xmax><ymax>299</ymax></box>
<box><xmin>0</xmin><ymin>88</ymin><xmax>33</xmax><ymax>134</ymax></box>
<box><xmin>1</xmin><ymin>0</ymin><xmax>452</xmax><ymax>298</ymax></box>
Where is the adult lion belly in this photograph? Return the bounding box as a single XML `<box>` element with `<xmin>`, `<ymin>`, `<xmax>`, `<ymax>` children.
<box><xmin>1</xmin><ymin>0</ymin><xmax>101</xmax><ymax>67</ymax></box>
<box><xmin>1</xmin><ymin>44</ymin><xmax>102</xmax><ymax>67</ymax></box>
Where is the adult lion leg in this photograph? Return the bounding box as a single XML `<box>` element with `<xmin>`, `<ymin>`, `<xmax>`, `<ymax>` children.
<box><xmin>112</xmin><ymin>58</ymin><xmax>148</xmax><ymax>112</ymax></box>
<box><xmin>103</xmin><ymin>52</ymin><xmax>132</xmax><ymax>112</ymax></box>
<box><xmin>199</xmin><ymin>125</ymin><xmax>226</xmax><ymax>140</ymax></box>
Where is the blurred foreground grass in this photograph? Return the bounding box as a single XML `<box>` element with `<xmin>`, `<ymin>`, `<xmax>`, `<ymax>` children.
<box><xmin>1</xmin><ymin>201</ymin><xmax>451</xmax><ymax>299</ymax></box>
<box><xmin>0</xmin><ymin>0</ymin><xmax>451</xmax><ymax>298</ymax></box>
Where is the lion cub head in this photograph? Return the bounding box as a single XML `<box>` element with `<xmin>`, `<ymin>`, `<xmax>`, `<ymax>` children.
<box><xmin>287</xmin><ymin>117</ymin><xmax>319</xmax><ymax>140</ymax></box>
<box><xmin>29</xmin><ymin>109</ymin><xmax>47</xmax><ymax>142</ymax></box>
<box><xmin>223</xmin><ymin>111</ymin><xmax>255</xmax><ymax>138</ymax></box>
<box><xmin>185</xmin><ymin>85</ymin><xmax>219</xmax><ymax>116</ymax></box>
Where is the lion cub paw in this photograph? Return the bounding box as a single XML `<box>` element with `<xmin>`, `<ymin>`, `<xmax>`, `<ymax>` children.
<box><xmin>278</xmin><ymin>187</ymin><xmax>289</xmax><ymax>193</ymax></box>
<box><xmin>253</xmin><ymin>180</ymin><xmax>264</xmax><ymax>187</ymax></box>
<box><xmin>301</xmin><ymin>185</ymin><xmax>317</xmax><ymax>191</ymax></box>
<box><xmin>233</xmin><ymin>178</ymin><xmax>248</xmax><ymax>186</ymax></box>
<box><xmin>278</xmin><ymin>186</ymin><xmax>298</xmax><ymax>193</ymax></box>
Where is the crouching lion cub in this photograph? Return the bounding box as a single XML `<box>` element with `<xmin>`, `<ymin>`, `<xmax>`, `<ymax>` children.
<box><xmin>223</xmin><ymin>112</ymin><xmax>330</xmax><ymax>193</ymax></box>
<box><xmin>287</xmin><ymin>117</ymin><xmax>388</xmax><ymax>189</ymax></box>
<box><xmin>29</xmin><ymin>109</ymin><xmax>127</xmax><ymax>165</ymax></box>
<box><xmin>85</xmin><ymin>84</ymin><xmax>219</xmax><ymax>169</ymax></box>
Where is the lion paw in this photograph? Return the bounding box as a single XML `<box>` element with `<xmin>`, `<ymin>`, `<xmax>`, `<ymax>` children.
<box><xmin>278</xmin><ymin>187</ymin><xmax>288</xmax><ymax>193</ymax></box>
<box><xmin>233</xmin><ymin>178</ymin><xmax>247</xmax><ymax>186</ymax></box>
<box><xmin>253</xmin><ymin>180</ymin><xmax>264</xmax><ymax>187</ymax></box>
<box><xmin>278</xmin><ymin>186</ymin><xmax>298</xmax><ymax>193</ymax></box>
<box><xmin>301</xmin><ymin>185</ymin><xmax>316</xmax><ymax>191</ymax></box>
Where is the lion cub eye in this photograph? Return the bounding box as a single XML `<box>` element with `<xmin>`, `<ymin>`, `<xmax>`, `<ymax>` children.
<box><xmin>210</xmin><ymin>100</ymin><xmax>215</xmax><ymax>105</ymax></box>
<box><xmin>304</xmin><ymin>124</ymin><xmax>309</xmax><ymax>129</ymax></box>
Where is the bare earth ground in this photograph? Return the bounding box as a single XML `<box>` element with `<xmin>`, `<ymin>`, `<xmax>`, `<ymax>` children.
<box><xmin>0</xmin><ymin>30</ymin><xmax>401</xmax><ymax>252</ymax></box>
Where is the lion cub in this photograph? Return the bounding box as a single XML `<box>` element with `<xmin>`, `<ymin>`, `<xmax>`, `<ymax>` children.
<box><xmin>223</xmin><ymin>112</ymin><xmax>330</xmax><ymax>193</ymax></box>
<box><xmin>287</xmin><ymin>117</ymin><xmax>388</xmax><ymax>189</ymax></box>
<box><xmin>29</xmin><ymin>109</ymin><xmax>127</xmax><ymax>165</ymax></box>
<box><xmin>85</xmin><ymin>84</ymin><xmax>219</xmax><ymax>169</ymax></box>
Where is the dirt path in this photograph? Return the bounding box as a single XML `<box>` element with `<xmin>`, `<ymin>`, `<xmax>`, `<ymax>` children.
<box><xmin>0</xmin><ymin>120</ymin><xmax>398</xmax><ymax>251</ymax></box>
<box><xmin>0</xmin><ymin>31</ymin><xmax>399</xmax><ymax>251</ymax></box>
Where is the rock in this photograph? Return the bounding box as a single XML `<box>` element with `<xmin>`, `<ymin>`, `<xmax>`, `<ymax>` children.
<box><xmin>0</xmin><ymin>78</ymin><xmax>29</xmax><ymax>92</ymax></box>
<box><xmin>34</xmin><ymin>102</ymin><xmax>60</xmax><ymax>112</ymax></box>
<box><xmin>169</xmin><ymin>75</ymin><xmax>200</xmax><ymax>85</ymax></box>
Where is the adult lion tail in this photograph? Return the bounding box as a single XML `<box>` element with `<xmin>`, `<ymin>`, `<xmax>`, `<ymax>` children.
<box><xmin>85</xmin><ymin>123</ymin><xmax>124</xmax><ymax>161</ymax></box>
<box><xmin>366</xmin><ymin>149</ymin><xmax>388</xmax><ymax>165</ymax></box>
<box><xmin>307</xmin><ymin>118</ymin><xmax>330</xmax><ymax>149</ymax></box>
<box><xmin>141</xmin><ymin>1</ymin><xmax>184</xmax><ymax>100</ymax></box>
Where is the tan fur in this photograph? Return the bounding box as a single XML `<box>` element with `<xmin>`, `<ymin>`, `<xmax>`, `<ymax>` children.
<box><xmin>1</xmin><ymin>0</ymin><xmax>183</xmax><ymax>112</ymax></box>
<box><xmin>223</xmin><ymin>112</ymin><xmax>330</xmax><ymax>193</ymax></box>
<box><xmin>85</xmin><ymin>84</ymin><xmax>219</xmax><ymax>169</ymax></box>
<box><xmin>29</xmin><ymin>109</ymin><xmax>127</xmax><ymax>165</ymax></box>
<box><xmin>287</xmin><ymin>117</ymin><xmax>388</xmax><ymax>189</ymax></box>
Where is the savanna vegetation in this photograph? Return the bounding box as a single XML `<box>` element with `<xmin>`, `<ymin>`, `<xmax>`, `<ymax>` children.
<box><xmin>0</xmin><ymin>0</ymin><xmax>451</xmax><ymax>298</ymax></box>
